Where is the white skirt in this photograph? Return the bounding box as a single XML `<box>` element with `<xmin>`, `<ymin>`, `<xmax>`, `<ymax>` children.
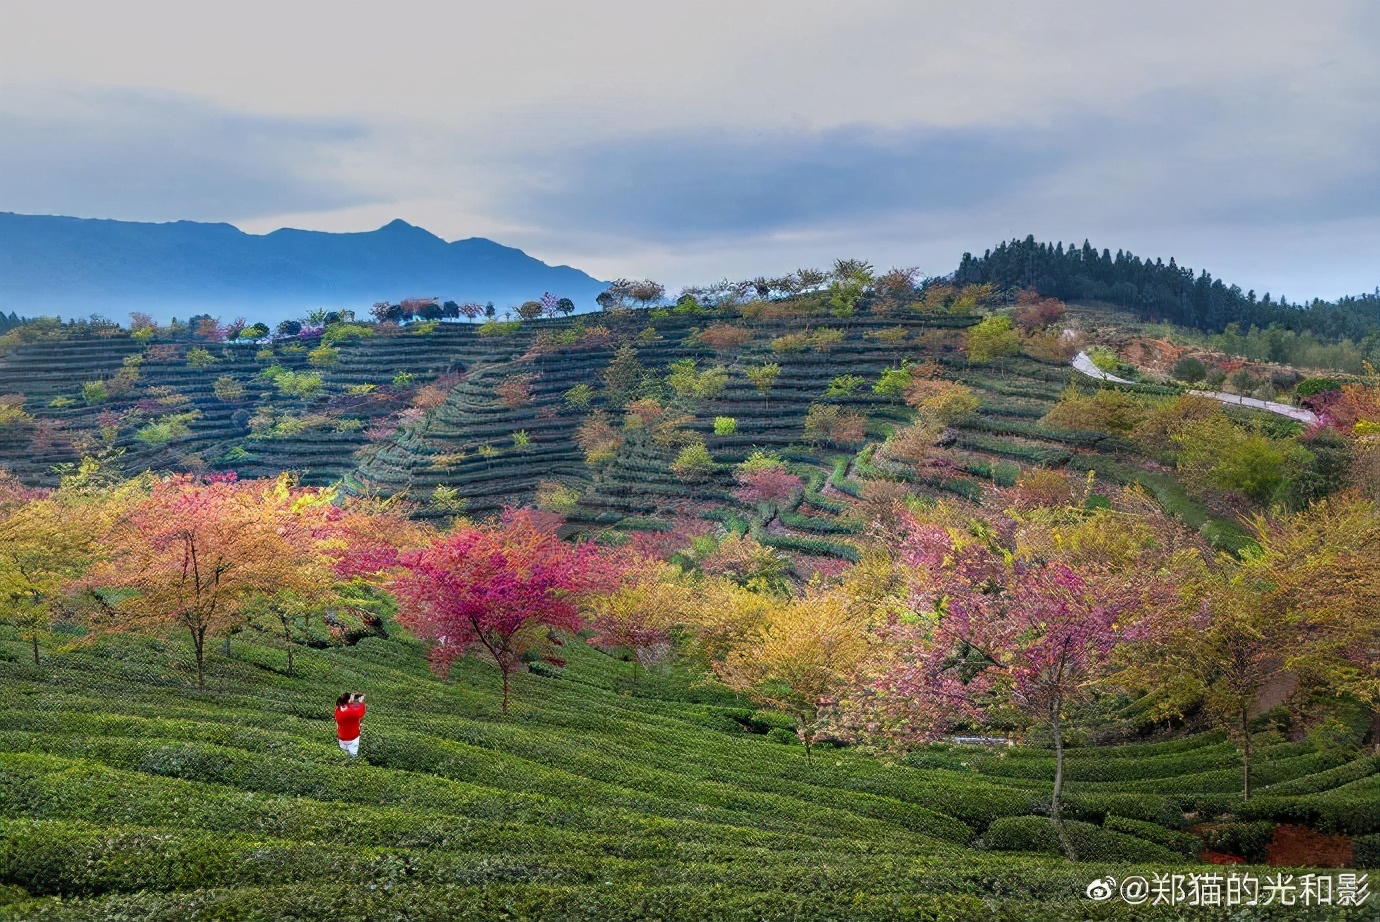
<box><xmin>338</xmin><ymin>737</ymin><xmax>360</xmax><ymax>757</ymax></box>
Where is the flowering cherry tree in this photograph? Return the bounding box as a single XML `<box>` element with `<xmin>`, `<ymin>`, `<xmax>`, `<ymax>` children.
<box><xmin>388</xmin><ymin>509</ymin><xmax>600</xmax><ymax>711</ymax></box>
<box><xmin>845</xmin><ymin>516</ymin><xmax>1169</xmax><ymax>857</ymax></box>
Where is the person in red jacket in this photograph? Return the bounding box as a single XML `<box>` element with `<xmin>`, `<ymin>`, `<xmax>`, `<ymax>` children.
<box><xmin>335</xmin><ymin>691</ymin><xmax>366</xmax><ymax>757</ymax></box>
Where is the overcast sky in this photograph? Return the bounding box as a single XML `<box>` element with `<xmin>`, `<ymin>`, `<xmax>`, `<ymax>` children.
<box><xmin>2</xmin><ymin>1</ymin><xmax>1377</xmax><ymax>300</ymax></box>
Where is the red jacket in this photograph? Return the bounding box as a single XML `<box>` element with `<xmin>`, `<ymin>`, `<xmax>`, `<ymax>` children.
<box><xmin>335</xmin><ymin>702</ymin><xmax>366</xmax><ymax>740</ymax></box>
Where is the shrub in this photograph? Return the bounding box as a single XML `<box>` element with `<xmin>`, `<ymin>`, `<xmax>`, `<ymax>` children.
<box><xmin>965</xmin><ymin>315</ymin><xmax>1020</xmax><ymax>363</ymax></box>
<box><xmin>826</xmin><ymin>375</ymin><xmax>865</xmax><ymax>397</ymax></box>
<box><xmin>477</xmin><ymin>319</ymin><xmax>522</xmax><ymax>337</ymax></box>
<box><xmin>496</xmin><ymin>375</ymin><xmax>536</xmax><ymax>409</ymax></box>
<box><xmin>307</xmin><ymin>344</ymin><xmax>339</xmax><ymax>367</ymax></box>
<box><xmin>564</xmin><ymin>384</ymin><xmax>596</xmax><ymax>409</ymax></box>
<box><xmin>274</xmin><ymin>371</ymin><xmax>324</xmax><ymax>399</ymax></box>
<box><xmin>1087</xmin><ymin>346</ymin><xmax>1121</xmax><ymax>374</ymax></box>
<box><xmin>873</xmin><ymin>368</ymin><xmax>913</xmax><ymax>397</ymax></box>
<box><xmin>392</xmin><ymin>371</ymin><xmax>415</xmax><ymax>387</ymax></box>
<box><xmin>1202</xmin><ymin>821</ymin><xmax>1276</xmax><ymax>863</ymax></box>
<box><xmin>1103</xmin><ymin>816</ymin><xmax>1200</xmax><ymax>858</ymax></box>
<box><xmin>81</xmin><ymin>381</ymin><xmax>107</xmax><ymax>405</ymax></box>
<box><xmin>512</xmin><ymin>430</ymin><xmax>532</xmax><ymax>450</ymax></box>
<box><xmin>535</xmin><ymin>481</ymin><xmax>579</xmax><ymax>514</ymax></box>
<box><xmin>186</xmin><ymin>347</ymin><xmax>217</xmax><ymax>368</ymax></box>
<box><xmin>771</xmin><ymin>331</ymin><xmax>811</xmax><ymax>353</ymax></box>
<box><xmin>804</xmin><ymin>404</ymin><xmax>866</xmax><ymax>446</ymax></box>
<box><xmin>135</xmin><ymin>415</ymin><xmax>194</xmax><ymax>446</ymax></box>
<box><xmin>321</xmin><ymin>323</ymin><xmax>374</xmax><ymax>344</ymax></box>
<box><xmin>1355</xmin><ymin>833</ymin><xmax>1380</xmax><ymax>868</ymax></box>
<box><xmin>1170</xmin><ymin>355</ymin><xmax>1207</xmax><ymax>383</ymax></box>
<box><xmin>983</xmin><ymin>815</ymin><xmax>1062</xmax><ymax>853</ymax></box>
<box><xmin>905</xmin><ymin>379</ymin><xmax>980</xmax><ymax>424</ymax></box>
<box><xmin>0</xmin><ymin>396</ymin><xmax>33</xmax><ymax>427</ymax></box>
<box><xmin>212</xmin><ymin>376</ymin><xmax>244</xmax><ymax>402</ymax></box>
<box><xmin>696</xmin><ymin>323</ymin><xmax>751</xmax><ymax>351</ymax></box>
<box><xmin>809</xmin><ymin>328</ymin><xmax>845</xmax><ymax>352</ymax></box>
<box><xmin>713</xmin><ymin>416</ymin><xmax>737</xmax><ymax>436</ymax></box>
<box><xmin>1041</xmin><ymin>385</ymin><xmax>1147</xmax><ymax>435</ymax></box>
<box><xmin>665</xmin><ymin>360</ymin><xmax>727</xmax><ymax>401</ymax></box>
<box><xmin>671</xmin><ymin>440</ymin><xmax>717</xmax><ymax>479</ymax></box>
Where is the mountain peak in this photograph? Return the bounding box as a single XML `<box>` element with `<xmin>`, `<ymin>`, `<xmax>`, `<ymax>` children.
<box><xmin>0</xmin><ymin>212</ymin><xmax>608</xmax><ymax>322</ymax></box>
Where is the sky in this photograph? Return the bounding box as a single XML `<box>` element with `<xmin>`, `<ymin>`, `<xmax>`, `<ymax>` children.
<box><xmin>2</xmin><ymin>0</ymin><xmax>1378</xmax><ymax>301</ymax></box>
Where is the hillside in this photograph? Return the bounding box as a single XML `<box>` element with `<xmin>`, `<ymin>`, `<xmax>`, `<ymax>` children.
<box><xmin>2</xmin><ymin>627</ymin><xmax>1376</xmax><ymax>921</ymax></box>
<box><xmin>0</xmin><ymin>213</ymin><xmax>608</xmax><ymax>321</ymax></box>
<box><xmin>2</xmin><ymin>276</ymin><xmax>1379</xmax><ymax>921</ymax></box>
<box><xmin>5</xmin><ymin>284</ymin><xmax>1355</xmax><ymax>554</ymax></box>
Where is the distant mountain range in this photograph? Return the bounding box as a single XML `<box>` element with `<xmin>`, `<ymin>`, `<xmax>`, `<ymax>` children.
<box><xmin>0</xmin><ymin>213</ymin><xmax>609</xmax><ymax>323</ymax></box>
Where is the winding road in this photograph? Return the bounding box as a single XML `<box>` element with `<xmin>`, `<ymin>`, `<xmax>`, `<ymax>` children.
<box><xmin>1071</xmin><ymin>352</ymin><xmax>1318</xmax><ymax>425</ymax></box>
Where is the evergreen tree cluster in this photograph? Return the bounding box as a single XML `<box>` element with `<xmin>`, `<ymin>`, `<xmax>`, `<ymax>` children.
<box><xmin>0</xmin><ymin>311</ymin><xmax>24</xmax><ymax>334</ymax></box>
<box><xmin>954</xmin><ymin>236</ymin><xmax>1380</xmax><ymax>344</ymax></box>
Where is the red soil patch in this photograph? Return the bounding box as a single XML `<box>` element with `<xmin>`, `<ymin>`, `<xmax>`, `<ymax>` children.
<box><xmin>1202</xmin><ymin>851</ymin><xmax>1245</xmax><ymax>865</ymax></box>
<box><xmin>1265</xmin><ymin>824</ymin><xmax>1353</xmax><ymax>868</ymax></box>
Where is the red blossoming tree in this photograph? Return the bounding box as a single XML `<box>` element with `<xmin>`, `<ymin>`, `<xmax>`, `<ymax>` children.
<box><xmin>388</xmin><ymin>509</ymin><xmax>599</xmax><ymax>711</ymax></box>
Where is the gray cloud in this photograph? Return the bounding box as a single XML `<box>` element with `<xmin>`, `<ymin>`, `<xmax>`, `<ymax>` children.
<box><xmin>493</xmin><ymin>83</ymin><xmax>1380</xmax><ymax>249</ymax></box>
<box><xmin>500</xmin><ymin>124</ymin><xmax>1063</xmax><ymax>239</ymax></box>
<box><xmin>0</xmin><ymin>88</ymin><xmax>381</xmax><ymax>222</ymax></box>
<box><xmin>0</xmin><ymin>2</ymin><xmax>1377</xmax><ymax>300</ymax></box>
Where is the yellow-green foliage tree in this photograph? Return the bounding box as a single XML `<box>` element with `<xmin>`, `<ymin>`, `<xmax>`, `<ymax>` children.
<box><xmin>83</xmin><ymin>475</ymin><xmax>332</xmax><ymax>687</ymax></box>
<box><xmin>716</xmin><ymin>591</ymin><xmax>871</xmax><ymax>761</ymax></box>
<box><xmin>965</xmin><ymin>314</ymin><xmax>1021</xmax><ymax>363</ymax></box>
<box><xmin>0</xmin><ymin>471</ymin><xmax>140</xmax><ymax>664</ymax></box>
<box><xmin>1244</xmin><ymin>495</ymin><xmax>1380</xmax><ymax>752</ymax></box>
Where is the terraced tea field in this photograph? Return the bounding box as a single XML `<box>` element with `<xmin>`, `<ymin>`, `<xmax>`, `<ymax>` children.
<box><xmin>1</xmin><ymin>629</ymin><xmax>1376</xmax><ymax>921</ymax></box>
<box><xmin>0</xmin><ymin>305</ymin><xmax>1259</xmax><ymax>554</ymax></box>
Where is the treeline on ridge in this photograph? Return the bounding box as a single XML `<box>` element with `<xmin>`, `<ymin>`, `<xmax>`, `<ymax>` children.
<box><xmin>954</xmin><ymin>235</ymin><xmax>1380</xmax><ymax>345</ymax></box>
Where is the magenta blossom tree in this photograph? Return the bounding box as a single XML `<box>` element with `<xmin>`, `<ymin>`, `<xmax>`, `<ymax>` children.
<box><xmin>389</xmin><ymin>509</ymin><xmax>599</xmax><ymax>712</ymax></box>
<box><xmin>732</xmin><ymin>468</ymin><xmax>804</xmax><ymax>523</ymax></box>
<box><xmin>847</xmin><ymin>519</ymin><xmax>1167</xmax><ymax>857</ymax></box>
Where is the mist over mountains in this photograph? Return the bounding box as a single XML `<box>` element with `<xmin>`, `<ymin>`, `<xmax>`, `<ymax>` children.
<box><xmin>0</xmin><ymin>213</ymin><xmax>608</xmax><ymax>323</ymax></box>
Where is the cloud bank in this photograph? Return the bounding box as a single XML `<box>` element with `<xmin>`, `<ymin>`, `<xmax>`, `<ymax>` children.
<box><xmin>1</xmin><ymin>0</ymin><xmax>1377</xmax><ymax>300</ymax></box>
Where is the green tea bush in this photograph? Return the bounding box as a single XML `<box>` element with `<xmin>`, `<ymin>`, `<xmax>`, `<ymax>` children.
<box><xmin>1354</xmin><ymin>832</ymin><xmax>1380</xmax><ymax>868</ymax></box>
<box><xmin>982</xmin><ymin>815</ymin><xmax>1062</xmax><ymax>854</ymax></box>
<box><xmin>1201</xmin><ymin>821</ymin><xmax>1276</xmax><ymax>863</ymax></box>
<box><xmin>1102</xmin><ymin>816</ymin><xmax>1200</xmax><ymax>858</ymax></box>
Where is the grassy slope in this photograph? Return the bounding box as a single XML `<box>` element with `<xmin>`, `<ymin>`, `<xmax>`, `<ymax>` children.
<box><xmin>2</xmin><ymin>628</ymin><xmax>1375</xmax><ymax>921</ymax></box>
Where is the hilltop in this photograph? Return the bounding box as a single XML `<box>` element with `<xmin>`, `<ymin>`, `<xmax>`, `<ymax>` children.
<box><xmin>0</xmin><ymin>213</ymin><xmax>608</xmax><ymax>321</ymax></box>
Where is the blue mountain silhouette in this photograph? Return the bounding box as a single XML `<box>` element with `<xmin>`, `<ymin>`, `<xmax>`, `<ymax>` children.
<box><xmin>0</xmin><ymin>213</ymin><xmax>608</xmax><ymax>322</ymax></box>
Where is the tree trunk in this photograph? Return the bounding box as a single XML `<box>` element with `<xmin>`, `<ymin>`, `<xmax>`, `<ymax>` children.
<box><xmin>286</xmin><ymin>642</ymin><xmax>295</xmax><ymax>676</ymax></box>
<box><xmin>1051</xmin><ymin>706</ymin><xmax>1076</xmax><ymax>860</ymax></box>
<box><xmin>1370</xmin><ymin>709</ymin><xmax>1380</xmax><ymax>757</ymax></box>
<box><xmin>501</xmin><ymin>668</ymin><xmax>511</xmax><ymax>714</ymax></box>
<box><xmin>1241</xmin><ymin>707</ymin><xmax>1253</xmax><ymax>800</ymax></box>
<box><xmin>193</xmin><ymin>626</ymin><xmax>207</xmax><ymax>688</ymax></box>
<box><xmin>31</xmin><ymin>633</ymin><xmax>40</xmax><ymax>666</ymax></box>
